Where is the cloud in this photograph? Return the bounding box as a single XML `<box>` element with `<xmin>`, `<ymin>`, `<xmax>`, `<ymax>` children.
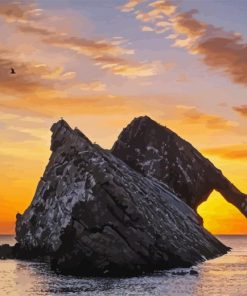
<box><xmin>0</xmin><ymin>92</ymin><xmax>171</xmax><ymax>120</ymax></box>
<box><xmin>121</xmin><ymin>0</ymin><xmax>247</xmax><ymax>85</ymax></box>
<box><xmin>0</xmin><ymin>49</ymin><xmax>53</xmax><ymax>95</ymax></box>
<box><xmin>177</xmin><ymin>105</ymin><xmax>238</xmax><ymax>130</ymax></box>
<box><xmin>187</xmin><ymin>27</ymin><xmax>247</xmax><ymax>86</ymax></box>
<box><xmin>0</xmin><ymin>111</ymin><xmax>46</xmax><ymax>129</ymax></box>
<box><xmin>18</xmin><ymin>23</ymin><xmax>158</xmax><ymax>78</ymax></box>
<box><xmin>0</xmin><ymin>125</ymin><xmax>41</xmax><ymax>142</ymax></box>
<box><xmin>173</xmin><ymin>11</ymin><xmax>247</xmax><ymax>86</ymax></box>
<box><xmin>171</xmin><ymin>9</ymin><xmax>206</xmax><ymax>40</ymax></box>
<box><xmin>18</xmin><ymin>23</ymin><xmax>131</xmax><ymax>57</ymax></box>
<box><xmin>233</xmin><ymin>105</ymin><xmax>247</xmax><ymax>117</ymax></box>
<box><xmin>0</xmin><ymin>48</ymin><xmax>79</xmax><ymax>95</ymax></box>
<box><xmin>0</xmin><ymin>0</ymin><xmax>42</xmax><ymax>22</ymax></box>
<box><xmin>202</xmin><ymin>144</ymin><xmax>247</xmax><ymax>160</ymax></box>
<box><xmin>134</xmin><ymin>0</ymin><xmax>176</xmax><ymax>23</ymax></box>
<box><xmin>33</xmin><ymin>64</ymin><xmax>76</xmax><ymax>81</ymax></box>
<box><xmin>120</xmin><ymin>0</ymin><xmax>145</xmax><ymax>12</ymax></box>
<box><xmin>94</xmin><ymin>55</ymin><xmax>160</xmax><ymax>77</ymax></box>
<box><xmin>148</xmin><ymin>0</ymin><xmax>177</xmax><ymax>16</ymax></box>
<box><xmin>142</xmin><ymin>26</ymin><xmax>154</xmax><ymax>32</ymax></box>
<box><xmin>0</xmin><ymin>94</ymin><xmax>133</xmax><ymax>117</ymax></box>
<box><xmin>79</xmin><ymin>81</ymin><xmax>107</xmax><ymax>92</ymax></box>
<box><xmin>0</xmin><ymin>36</ymin><xmax>114</xmax><ymax>98</ymax></box>
<box><xmin>0</xmin><ymin>2</ymin><xmax>159</xmax><ymax>79</ymax></box>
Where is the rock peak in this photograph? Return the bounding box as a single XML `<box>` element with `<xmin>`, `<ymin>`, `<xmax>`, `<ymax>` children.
<box><xmin>112</xmin><ymin>117</ymin><xmax>247</xmax><ymax>218</ymax></box>
<box><xmin>51</xmin><ymin>119</ymin><xmax>71</xmax><ymax>133</ymax></box>
<box><xmin>50</xmin><ymin>119</ymin><xmax>72</xmax><ymax>151</ymax></box>
<box><xmin>131</xmin><ymin>115</ymin><xmax>160</xmax><ymax>128</ymax></box>
<box><xmin>133</xmin><ymin>115</ymin><xmax>153</xmax><ymax>122</ymax></box>
<box><xmin>50</xmin><ymin>119</ymin><xmax>91</xmax><ymax>152</ymax></box>
<box><xmin>125</xmin><ymin>115</ymin><xmax>175</xmax><ymax>138</ymax></box>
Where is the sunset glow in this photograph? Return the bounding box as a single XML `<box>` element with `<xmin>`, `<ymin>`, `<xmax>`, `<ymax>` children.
<box><xmin>1</xmin><ymin>0</ymin><xmax>247</xmax><ymax>234</ymax></box>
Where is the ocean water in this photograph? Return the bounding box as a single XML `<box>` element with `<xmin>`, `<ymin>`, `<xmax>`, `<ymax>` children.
<box><xmin>0</xmin><ymin>235</ymin><xmax>246</xmax><ymax>296</ymax></box>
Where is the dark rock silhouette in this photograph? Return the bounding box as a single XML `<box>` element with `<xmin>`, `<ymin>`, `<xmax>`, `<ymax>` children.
<box><xmin>14</xmin><ymin>119</ymin><xmax>229</xmax><ymax>276</ymax></box>
<box><xmin>171</xmin><ymin>269</ymin><xmax>198</xmax><ymax>276</ymax></box>
<box><xmin>0</xmin><ymin>244</ymin><xmax>14</xmax><ymax>259</ymax></box>
<box><xmin>190</xmin><ymin>269</ymin><xmax>199</xmax><ymax>275</ymax></box>
<box><xmin>171</xmin><ymin>270</ymin><xmax>188</xmax><ymax>276</ymax></box>
<box><xmin>112</xmin><ymin>116</ymin><xmax>247</xmax><ymax>218</ymax></box>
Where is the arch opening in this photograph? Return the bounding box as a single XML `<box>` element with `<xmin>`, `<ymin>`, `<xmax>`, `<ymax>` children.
<box><xmin>197</xmin><ymin>190</ymin><xmax>247</xmax><ymax>235</ymax></box>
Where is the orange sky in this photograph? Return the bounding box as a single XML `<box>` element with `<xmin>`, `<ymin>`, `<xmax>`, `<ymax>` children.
<box><xmin>1</xmin><ymin>0</ymin><xmax>247</xmax><ymax>234</ymax></box>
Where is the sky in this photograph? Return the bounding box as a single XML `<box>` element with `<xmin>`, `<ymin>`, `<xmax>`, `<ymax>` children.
<box><xmin>0</xmin><ymin>0</ymin><xmax>247</xmax><ymax>234</ymax></box>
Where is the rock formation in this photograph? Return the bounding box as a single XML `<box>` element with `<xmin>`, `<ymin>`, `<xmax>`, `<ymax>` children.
<box><xmin>112</xmin><ymin>116</ymin><xmax>247</xmax><ymax>217</ymax></box>
<box><xmin>0</xmin><ymin>244</ymin><xmax>15</xmax><ymax>259</ymax></box>
<box><xmin>15</xmin><ymin>119</ymin><xmax>229</xmax><ymax>276</ymax></box>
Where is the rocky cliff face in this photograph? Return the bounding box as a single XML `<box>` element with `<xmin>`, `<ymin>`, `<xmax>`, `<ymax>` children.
<box><xmin>112</xmin><ymin>116</ymin><xmax>247</xmax><ymax>217</ymax></box>
<box><xmin>15</xmin><ymin>119</ymin><xmax>229</xmax><ymax>276</ymax></box>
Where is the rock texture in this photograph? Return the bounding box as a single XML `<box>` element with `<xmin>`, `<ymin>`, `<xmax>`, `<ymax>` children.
<box><xmin>112</xmin><ymin>116</ymin><xmax>247</xmax><ymax>216</ymax></box>
<box><xmin>15</xmin><ymin>119</ymin><xmax>229</xmax><ymax>276</ymax></box>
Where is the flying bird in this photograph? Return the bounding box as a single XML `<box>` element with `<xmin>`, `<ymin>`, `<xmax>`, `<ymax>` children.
<box><xmin>10</xmin><ymin>68</ymin><xmax>16</xmax><ymax>74</ymax></box>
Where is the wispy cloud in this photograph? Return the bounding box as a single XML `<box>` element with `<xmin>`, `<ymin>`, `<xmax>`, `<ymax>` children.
<box><xmin>0</xmin><ymin>48</ymin><xmax>78</xmax><ymax>95</ymax></box>
<box><xmin>171</xmin><ymin>10</ymin><xmax>247</xmax><ymax>86</ymax></box>
<box><xmin>17</xmin><ymin>23</ymin><xmax>159</xmax><ymax>78</ymax></box>
<box><xmin>121</xmin><ymin>0</ymin><xmax>247</xmax><ymax>85</ymax></box>
<box><xmin>233</xmin><ymin>105</ymin><xmax>247</xmax><ymax>117</ymax></box>
<box><xmin>0</xmin><ymin>126</ymin><xmax>41</xmax><ymax>142</ymax></box>
<box><xmin>0</xmin><ymin>94</ymin><xmax>135</xmax><ymax>117</ymax></box>
<box><xmin>79</xmin><ymin>81</ymin><xmax>107</xmax><ymax>92</ymax></box>
<box><xmin>176</xmin><ymin>105</ymin><xmax>238</xmax><ymax>130</ymax></box>
<box><xmin>0</xmin><ymin>1</ymin><xmax>159</xmax><ymax>79</ymax></box>
<box><xmin>18</xmin><ymin>23</ymin><xmax>131</xmax><ymax>57</ymax></box>
<box><xmin>0</xmin><ymin>0</ymin><xmax>42</xmax><ymax>22</ymax></box>
<box><xmin>202</xmin><ymin>144</ymin><xmax>247</xmax><ymax>160</ymax></box>
<box><xmin>120</xmin><ymin>0</ymin><xmax>145</xmax><ymax>13</ymax></box>
<box><xmin>0</xmin><ymin>49</ymin><xmax>53</xmax><ymax>95</ymax></box>
<box><xmin>94</xmin><ymin>55</ymin><xmax>160</xmax><ymax>78</ymax></box>
<box><xmin>142</xmin><ymin>26</ymin><xmax>154</xmax><ymax>32</ymax></box>
<box><xmin>148</xmin><ymin>0</ymin><xmax>177</xmax><ymax>16</ymax></box>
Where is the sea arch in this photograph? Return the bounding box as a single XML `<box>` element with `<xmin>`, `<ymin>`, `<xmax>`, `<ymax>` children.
<box><xmin>197</xmin><ymin>190</ymin><xmax>247</xmax><ymax>234</ymax></box>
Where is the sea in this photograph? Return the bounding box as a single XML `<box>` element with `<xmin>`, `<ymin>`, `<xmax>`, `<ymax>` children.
<box><xmin>0</xmin><ymin>235</ymin><xmax>246</xmax><ymax>296</ymax></box>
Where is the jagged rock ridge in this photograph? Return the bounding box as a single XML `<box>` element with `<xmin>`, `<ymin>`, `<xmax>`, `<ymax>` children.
<box><xmin>112</xmin><ymin>116</ymin><xmax>247</xmax><ymax>217</ymax></box>
<box><xmin>15</xmin><ymin>119</ymin><xmax>229</xmax><ymax>276</ymax></box>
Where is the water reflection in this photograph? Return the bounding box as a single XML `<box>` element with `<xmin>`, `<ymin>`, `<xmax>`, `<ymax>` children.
<box><xmin>0</xmin><ymin>236</ymin><xmax>246</xmax><ymax>296</ymax></box>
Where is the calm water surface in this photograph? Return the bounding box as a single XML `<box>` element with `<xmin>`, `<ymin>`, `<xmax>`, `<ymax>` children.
<box><xmin>0</xmin><ymin>235</ymin><xmax>246</xmax><ymax>296</ymax></box>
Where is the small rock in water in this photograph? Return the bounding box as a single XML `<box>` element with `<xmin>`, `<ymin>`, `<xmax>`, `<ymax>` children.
<box><xmin>0</xmin><ymin>244</ymin><xmax>14</xmax><ymax>259</ymax></box>
<box><xmin>189</xmin><ymin>269</ymin><xmax>199</xmax><ymax>276</ymax></box>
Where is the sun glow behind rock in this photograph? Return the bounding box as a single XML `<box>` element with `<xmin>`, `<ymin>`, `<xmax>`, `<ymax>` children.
<box><xmin>0</xmin><ymin>0</ymin><xmax>247</xmax><ymax>234</ymax></box>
